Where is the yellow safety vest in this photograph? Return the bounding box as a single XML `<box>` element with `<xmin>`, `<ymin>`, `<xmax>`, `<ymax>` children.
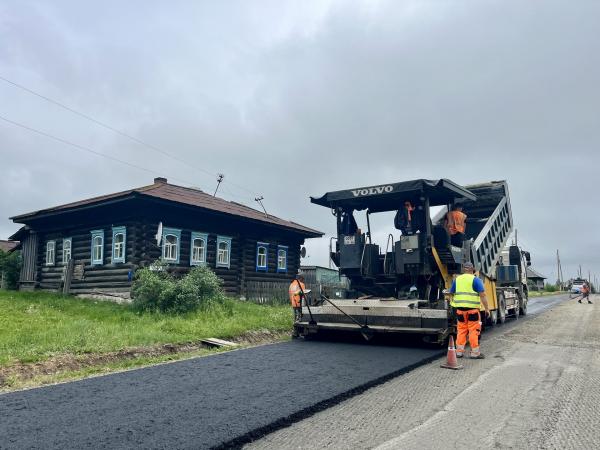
<box><xmin>451</xmin><ymin>274</ymin><xmax>481</xmax><ymax>309</ymax></box>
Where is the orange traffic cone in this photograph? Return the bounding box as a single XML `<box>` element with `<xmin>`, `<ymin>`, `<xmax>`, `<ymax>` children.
<box><xmin>441</xmin><ymin>335</ymin><xmax>463</xmax><ymax>370</ymax></box>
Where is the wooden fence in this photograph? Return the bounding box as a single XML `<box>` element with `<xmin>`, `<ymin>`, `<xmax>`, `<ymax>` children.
<box><xmin>245</xmin><ymin>280</ymin><xmax>348</xmax><ymax>305</ymax></box>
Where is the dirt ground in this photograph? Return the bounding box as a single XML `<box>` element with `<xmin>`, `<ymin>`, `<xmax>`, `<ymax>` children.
<box><xmin>0</xmin><ymin>329</ymin><xmax>288</xmax><ymax>389</ymax></box>
<box><xmin>247</xmin><ymin>295</ymin><xmax>600</xmax><ymax>449</ymax></box>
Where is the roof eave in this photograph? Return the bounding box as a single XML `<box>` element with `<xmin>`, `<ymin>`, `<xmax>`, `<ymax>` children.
<box><xmin>137</xmin><ymin>193</ymin><xmax>324</xmax><ymax>237</ymax></box>
<box><xmin>10</xmin><ymin>193</ymin><xmax>139</xmax><ymax>223</ymax></box>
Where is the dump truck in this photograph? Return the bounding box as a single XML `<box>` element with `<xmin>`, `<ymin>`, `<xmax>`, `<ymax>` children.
<box><xmin>294</xmin><ymin>179</ymin><xmax>530</xmax><ymax>343</ymax></box>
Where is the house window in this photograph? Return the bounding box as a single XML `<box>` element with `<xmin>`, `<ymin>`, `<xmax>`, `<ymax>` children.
<box><xmin>256</xmin><ymin>242</ymin><xmax>269</xmax><ymax>271</ymax></box>
<box><xmin>46</xmin><ymin>241</ymin><xmax>55</xmax><ymax>266</ymax></box>
<box><xmin>162</xmin><ymin>227</ymin><xmax>181</xmax><ymax>263</ymax></box>
<box><xmin>277</xmin><ymin>245</ymin><xmax>288</xmax><ymax>273</ymax></box>
<box><xmin>190</xmin><ymin>232</ymin><xmax>208</xmax><ymax>266</ymax></box>
<box><xmin>216</xmin><ymin>236</ymin><xmax>232</xmax><ymax>268</ymax></box>
<box><xmin>90</xmin><ymin>230</ymin><xmax>104</xmax><ymax>265</ymax></box>
<box><xmin>112</xmin><ymin>226</ymin><xmax>126</xmax><ymax>264</ymax></box>
<box><xmin>62</xmin><ymin>238</ymin><xmax>72</xmax><ymax>264</ymax></box>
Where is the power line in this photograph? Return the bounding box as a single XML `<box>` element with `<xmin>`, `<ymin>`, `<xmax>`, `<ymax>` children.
<box><xmin>0</xmin><ymin>113</ymin><xmax>258</xmax><ymax>206</ymax></box>
<box><xmin>0</xmin><ymin>114</ymin><xmax>196</xmax><ymax>186</ymax></box>
<box><xmin>0</xmin><ymin>74</ymin><xmax>261</xmax><ymax>197</ymax></box>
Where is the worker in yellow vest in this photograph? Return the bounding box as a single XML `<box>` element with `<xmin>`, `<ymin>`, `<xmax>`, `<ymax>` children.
<box><xmin>289</xmin><ymin>275</ymin><xmax>306</xmax><ymax>323</ymax></box>
<box><xmin>448</xmin><ymin>262</ymin><xmax>490</xmax><ymax>359</ymax></box>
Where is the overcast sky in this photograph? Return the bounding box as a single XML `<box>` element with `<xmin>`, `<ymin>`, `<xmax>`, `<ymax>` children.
<box><xmin>1</xmin><ymin>0</ymin><xmax>599</xmax><ymax>283</ymax></box>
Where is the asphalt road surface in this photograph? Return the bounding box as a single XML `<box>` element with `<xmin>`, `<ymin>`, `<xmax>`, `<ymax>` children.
<box><xmin>248</xmin><ymin>293</ymin><xmax>595</xmax><ymax>450</ymax></box>
<box><xmin>0</xmin><ymin>294</ymin><xmax>566</xmax><ymax>449</ymax></box>
<box><xmin>0</xmin><ymin>334</ymin><xmax>442</xmax><ymax>449</ymax></box>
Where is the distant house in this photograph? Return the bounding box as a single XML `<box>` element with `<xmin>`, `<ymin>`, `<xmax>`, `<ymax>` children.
<box><xmin>526</xmin><ymin>267</ymin><xmax>547</xmax><ymax>290</ymax></box>
<box><xmin>0</xmin><ymin>240</ymin><xmax>19</xmax><ymax>253</ymax></box>
<box><xmin>300</xmin><ymin>265</ymin><xmax>349</xmax><ymax>298</ymax></box>
<box><xmin>9</xmin><ymin>177</ymin><xmax>322</xmax><ymax>298</ymax></box>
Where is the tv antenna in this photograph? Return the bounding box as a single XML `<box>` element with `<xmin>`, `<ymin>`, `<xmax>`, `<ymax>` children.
<box><xmin>255</xmin><ymin>196</ymin><xmax>268</xmax><ymax>218</ymax></box>
<box><xmin>214</xmin><ymin>173</ymin><xmax>225</xmax><ymax>196</ymax></box>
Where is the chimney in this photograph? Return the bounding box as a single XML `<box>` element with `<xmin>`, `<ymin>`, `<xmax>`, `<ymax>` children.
<box><xmin>154</xmin><ymin>177</ymin><xmax>168</xmax><ymax>184</ymax></box>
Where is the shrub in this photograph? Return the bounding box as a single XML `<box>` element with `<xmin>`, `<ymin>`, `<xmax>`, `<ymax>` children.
<box><xmin>131</xmin><ymin>262</ymin><xmax>225</xmax><ymax>314</ymax></box>
<box><xmin>544</xmin><ymin>284</ymin><xmax>557</xmax><ymax>292</ymax></box>
<box><xmin>0</xmin><ymin>250</ymin><xmax>21</xmax><ymax>290</ymax></box>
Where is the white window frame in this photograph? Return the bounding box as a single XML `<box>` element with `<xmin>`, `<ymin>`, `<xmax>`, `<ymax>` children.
<box><xmin>90</xmin><ymin>230</ymin><xmax>104</xmax><ymax>266</ymax></box>
<box><xmin>216</xmin><ymin>236</ymin><xmax>232</xmax><ymax>269</ymax></box>
<box><xmin>277</xmin><ymin>245</ymin><xmax>288</xmax><ymax>273</ymax></box>
<box><xmin>190</xmin><ymin>232</ymin><xmax>208</xmax><ymax>266</ymax></box>
<box><xmin>256</xmin><ymin>242</ymin><xmax>268</xmax><ymax>271</ymax></box>
<box><xmin>112</xmin><ymin>226</ymin><xmax>126</xmax><ymax>264</ymax></box>
<box><xmin>46</xmin><ymin>240</ymin><xmax>56</xmax><ymax>266</ymax></box>
<box><xmin>62</xmin><ymin>238</ymin><xmax>72</xmax><ymax>264</ymax></box>
<box><xmin>162</xmin><ymin>227</ymin><xmax>181</xmax><ymax>264</ymax></box>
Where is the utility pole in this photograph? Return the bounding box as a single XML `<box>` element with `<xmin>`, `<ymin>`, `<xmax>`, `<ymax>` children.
<box><xmin>556</xmin><ymin>249</ymin><xmax>563</xmax><ymax>288</ymax></box>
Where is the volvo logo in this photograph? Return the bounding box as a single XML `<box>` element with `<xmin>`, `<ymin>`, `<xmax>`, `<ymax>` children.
<box><xmin>351</xmin><ymin>185</ymin><xmax>394</xmax><ymax>197</ymax></box>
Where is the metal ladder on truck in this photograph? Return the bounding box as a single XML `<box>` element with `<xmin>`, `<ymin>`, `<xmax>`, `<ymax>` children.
<box><xmin>432</xmin><ymin>180</ymin><xmax>513</xmax><ymax>275</ymax></box>
<box><xmin>462</xmin><ymin>181</ymin><xmax>514</xmax><ymax>278</ymax></box>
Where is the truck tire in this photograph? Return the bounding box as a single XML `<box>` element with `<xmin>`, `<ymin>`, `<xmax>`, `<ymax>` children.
<box><xmin>498</xmin><ymin>294</ymin><xmax>507</xmax><ymax>324</ymax></box>
<box><xmin>519</xmin><ymin>295</ymin><xmax>528</xmax><ymax>316</ymax></box>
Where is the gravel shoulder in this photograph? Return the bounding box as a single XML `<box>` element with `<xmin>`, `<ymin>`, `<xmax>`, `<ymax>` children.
<box><xmin>247</xmin><ymin>294</ymin><xmax>599</xmax><ymax>450</ymax></box>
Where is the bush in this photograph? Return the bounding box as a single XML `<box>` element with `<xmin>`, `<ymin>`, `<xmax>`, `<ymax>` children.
<box><xmin>131</xmin><ymin>262</ymin><xmax>225</xmax><ymax>314</ymax></box>
<box><xmin>544</xmin><ymin>284</ymin><xmax>557</xmax><ymax>292</ymax></box>
<box><xmin>0</xmin><ymin>250</ymin><xmax>21</xmax><ymax>290</ymax></box>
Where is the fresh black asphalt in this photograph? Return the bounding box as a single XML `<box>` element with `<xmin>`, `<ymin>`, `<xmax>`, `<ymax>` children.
<box><xmin>0</xmin><ymin>295</ymin><xmax>566</xmax><ymax>450</ymax></box>
<box><xmin>0</xmin><ymin>339</ymin><xmax>442</xmax><ymax>449</ymax></box>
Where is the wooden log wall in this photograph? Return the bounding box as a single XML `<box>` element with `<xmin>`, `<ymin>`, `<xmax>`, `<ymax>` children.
<box><xmin>36</xmin><ymin>220</ymin><xmax>140</xmax><ymax>295</ymax></box>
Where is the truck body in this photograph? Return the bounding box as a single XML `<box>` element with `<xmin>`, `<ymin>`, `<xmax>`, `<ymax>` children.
<box><xmin>295</xmin><ymin>179</ymin><xmax>530</xmax><ymax>343</ymax></box>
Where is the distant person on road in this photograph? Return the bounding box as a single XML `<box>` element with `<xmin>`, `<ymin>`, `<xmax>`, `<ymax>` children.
<box><xmin>445</xmin><ymin>204</ymin><xmax>467</xmax><ymax>247</ymax></box>
<box><xmin>394</xmin><ymin>200</ymin><xmax>424</xmax><ymax>235</ymax></box>
<box><xmin>289</xmin><ymin>275</ymin><xmax>306</xmax><ymax>323</ymax></box>
<box><xmin>447</xmin><ymin>262</ymin><xmax>490</xmax><ymax>359</ymax></box>
<box><xmin>578</xmin><ymin>283</ymin><xmax>592</xmax><ymax>304</ymax></box>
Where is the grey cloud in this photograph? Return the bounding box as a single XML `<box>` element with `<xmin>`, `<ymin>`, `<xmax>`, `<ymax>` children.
<box><xmin>1</xmin><ymin>0</ymin><xmax>599</xmax><ymax>282</ymax></box>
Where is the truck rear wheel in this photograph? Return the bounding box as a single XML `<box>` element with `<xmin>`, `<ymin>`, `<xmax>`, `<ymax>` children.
<box><xmin>519</xmin><ymin>295</ymin><xmax>528</xmax><ymax>316</ymax></box>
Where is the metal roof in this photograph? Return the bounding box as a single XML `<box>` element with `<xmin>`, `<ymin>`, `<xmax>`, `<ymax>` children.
<box><xmin>526</xmin><ymin>268</ymin><xmax>547</xmax><ymax>279</ymax></box>
<box><xmin>310</xmin><ymin>178</ymin><xmax>476</xmax><ymax>212</ymax></box>
<box><xmin>10</xmin><ymin>179</ymin><xmax>323</xmax><ymax>238</ymax></box>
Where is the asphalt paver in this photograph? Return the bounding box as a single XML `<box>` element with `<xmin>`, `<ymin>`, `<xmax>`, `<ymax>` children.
<box><xmin>0</xmin><ymin>337</ymin><xmax>442</xmax><ymax>449</ymax></box>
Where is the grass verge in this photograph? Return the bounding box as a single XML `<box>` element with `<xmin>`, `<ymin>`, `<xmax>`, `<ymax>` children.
<box><xmin>0</xmin><ymin>290</ymin><xmax>292</xmax><ymax>391</ymax></box>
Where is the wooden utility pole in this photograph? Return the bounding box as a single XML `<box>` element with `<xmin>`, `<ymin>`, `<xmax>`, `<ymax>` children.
<box><xmin>556</xmin><ymin>250</ymin><xmax>564</xmax><ymax>288</ymax></box>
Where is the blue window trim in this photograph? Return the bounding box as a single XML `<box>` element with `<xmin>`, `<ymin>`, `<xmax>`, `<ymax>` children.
<box><xmin>46</xmin><ymin>240</ymin><xmax>56</xmax><ymax>266</ymax></box>
<box><xmin>112</xmin><ymin>226</ymin><xmax>126</xmax><ymax>264</ymax></box>
<box><xmin>190</xmin><ymin>232</ymin><xmax>208</xmax><ymax>266</ymax></box>
<box><xmin>162</xmin><ymin>227</ymin><xmax>181</xmax><ymax>264</ymax></box>
<box><xmin>256</xmin><ymin>242</ymin><xmax>269</xmax><ymax>272</ymax></box>
<box><xmin>277</xmin><ymin>245</ymin><xmax>288</xmax><ymax>273</ymax></box>
<box><xmin>90</xmin><ymin>230</ymin><xmax>104</xmax><ymax>266</ymax></box>
<box><xmin>62</xmin><ymin>237</ymin><xmax>72</xmax><ymax>265</ymax></box>
<box><xmin>216</xmin><ymin>235</ymin><xmax>232</xmax><ymax>269</ymax></box>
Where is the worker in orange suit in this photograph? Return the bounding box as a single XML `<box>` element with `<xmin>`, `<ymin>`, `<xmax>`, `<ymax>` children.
<box><xmin>289</xmin><ymin>275</ymin><xmax>306</xmax><ymax>323</ymax></box>
<box><xmin>448</xmin><ymin>262</ymin><xmax>490</xmax><ymax>359</ymax></box>
<box><xmin>445</xmin><ymin>204</ymin><xmax>467</xmax><ymax>247</ymax></box>
<box><xmin>578</xmin><ymin>283</ymin><xmax>592</xmax><ymax>304</ymax></box>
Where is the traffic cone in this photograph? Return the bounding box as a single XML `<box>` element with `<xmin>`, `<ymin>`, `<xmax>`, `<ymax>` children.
<box><xmin>441</xmin><ymin>335</ymin><xmax>463</xmax><ymax>370</ymax></box>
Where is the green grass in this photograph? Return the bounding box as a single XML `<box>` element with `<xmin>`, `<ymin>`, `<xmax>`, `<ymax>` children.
<box><xmin>529</xmin><ymin>290</ymin><xmax>566</xmax><ymax>298</ymax></box>
<box><xmin>0</xmin><ymin>290</ymin><xmax>292</xmax><ymax>366</ymax></box>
